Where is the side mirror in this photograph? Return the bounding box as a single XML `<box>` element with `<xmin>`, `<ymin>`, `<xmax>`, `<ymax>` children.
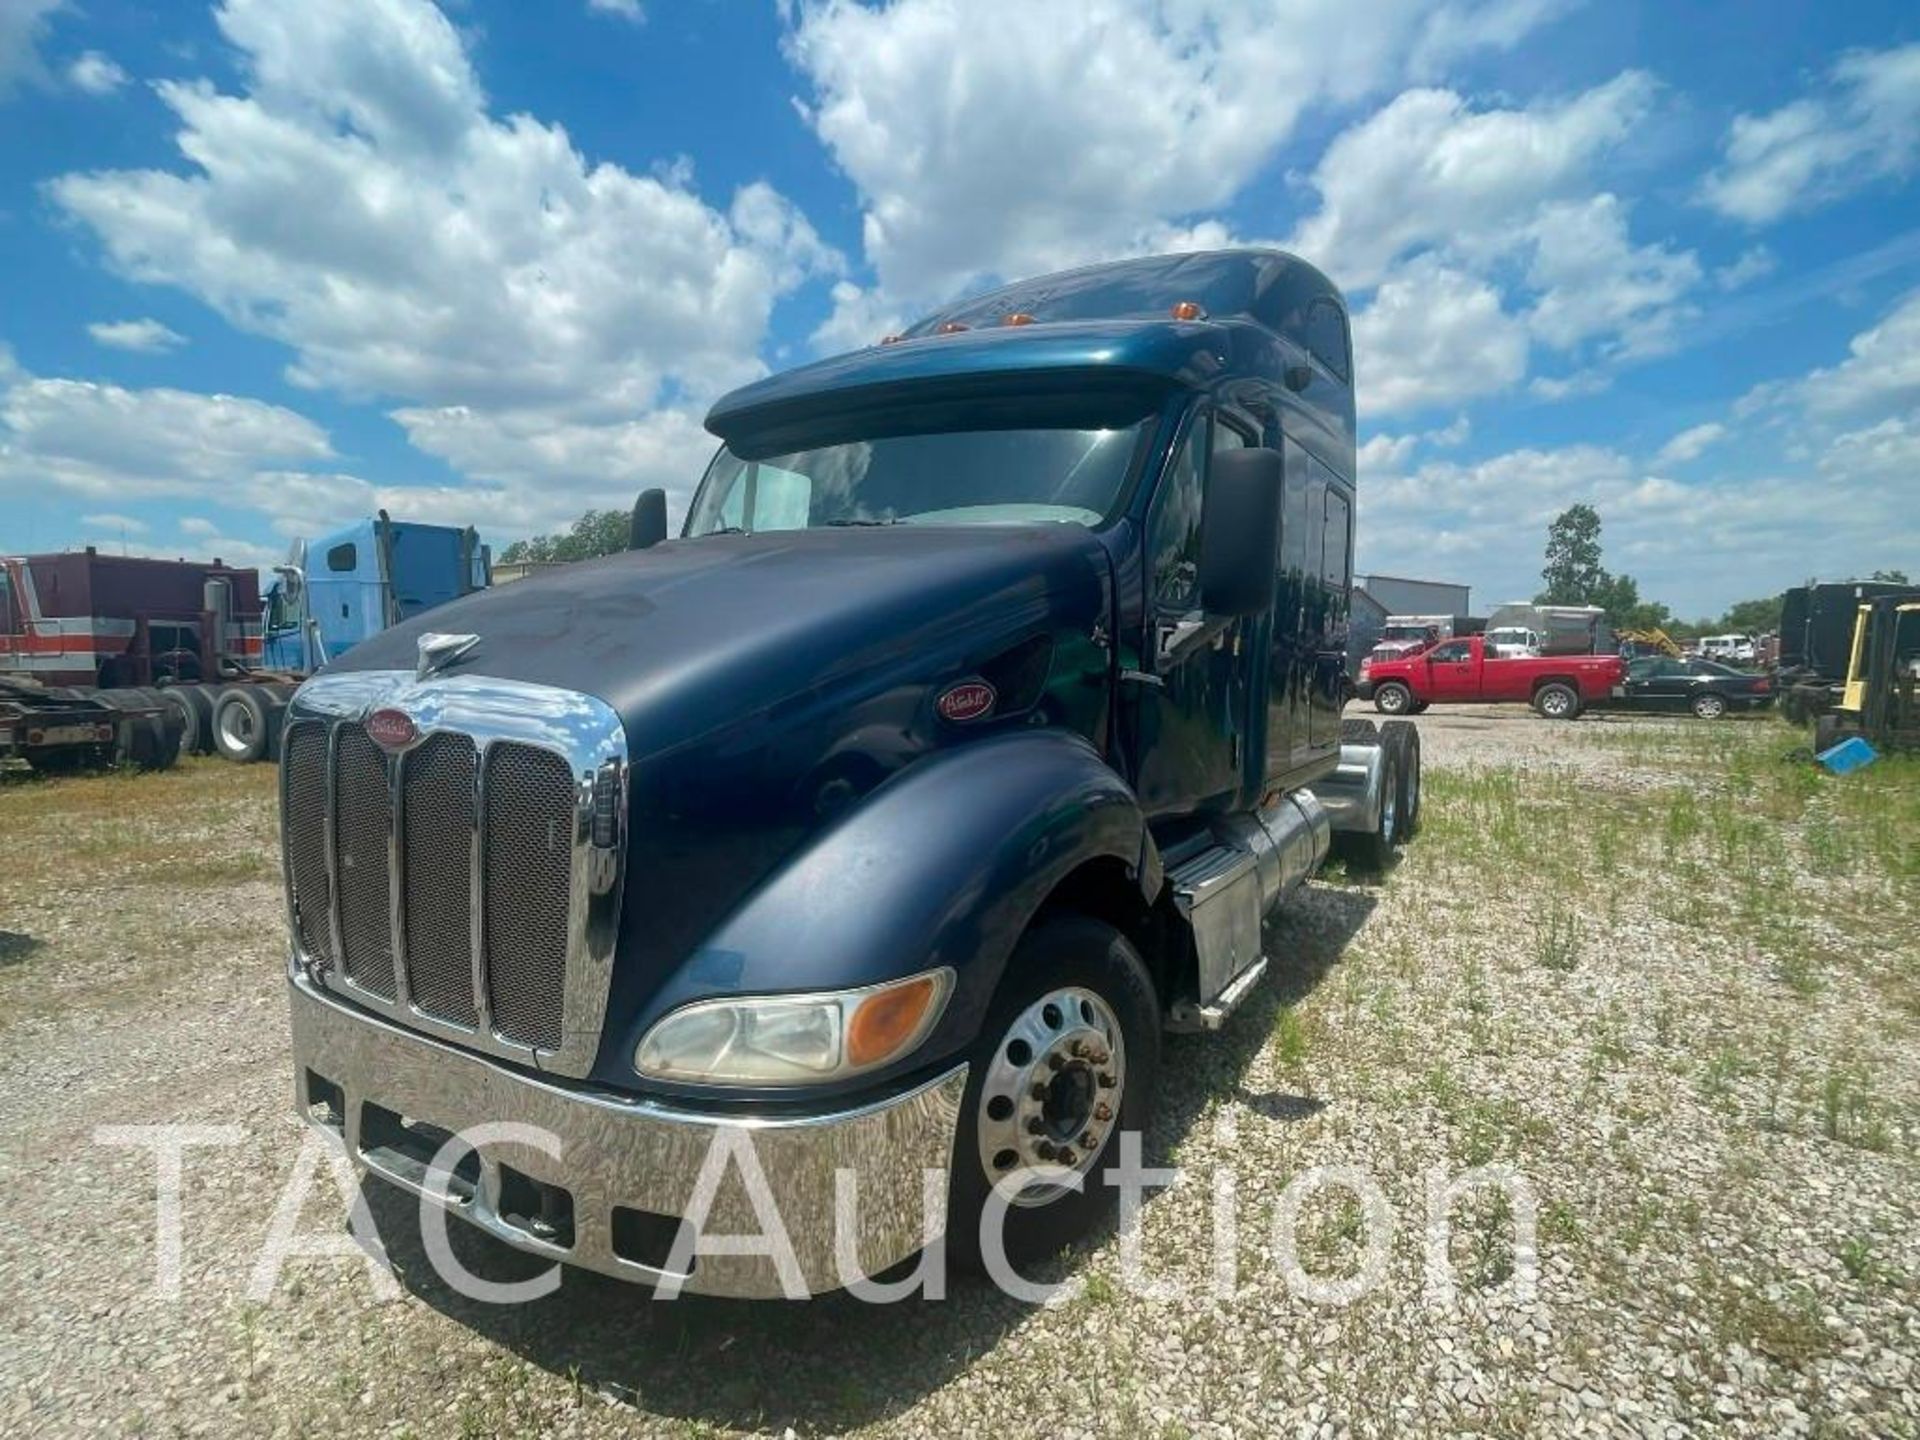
<box><xmin>1199</xmin><ymin>447</ymin><xmax>1282</xmax><ymax>618</ymax></box>
<box><xmin>629</xmin><ymin>488</ymin><xmax>668</xmax><ymax>550</ymax></box>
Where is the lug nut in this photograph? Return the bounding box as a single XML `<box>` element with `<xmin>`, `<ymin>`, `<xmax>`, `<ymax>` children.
<box><xmin>1080</xmin><ymin>1130</ymin><xmax>1097</xmax><ymax>1148</ymax></box>
<box><xmin>1026</xmin><ymin>1117</ymin><xmax>1046</xmax><ymax>1135</ymax></box>
<box><xmin>1093</xmin><ymin>1102</ymin><xmax>1113</xmax><ymax>1122</ymax></box>
<box><xmin>1035</xmin><ymin>1142</ymin><xmax>1057</xmax><ymax>1162</ymax></box>
<box><xmin>1030</xmin><ymin>1082</ymin><xmax>1049</xmax><ymax>1100</ymax></box>
<box><xmin>1089</xmin><ymin>1048</ymin><xmax>1110</xmax><ymax>1065</ymax></box>
<box><xmin>1048</xmin><ymin>1052</ymin><xmax>1067</xmax><ymax>1071</ymax></box>
<box><xmin>1056</xmin><ymin>1147</ymin><xmax>1077</xmax><ymax>1167</ymax></box>
<box><xmin>1070</xmin><ymin>1039</ymin><xmax>1090</xmax><ymax>1058</ymax></box>
<box><xmin>1097</xmin><ymin>1072</ymin><xmax>1117</xmax><ymax>1089</ymax></box>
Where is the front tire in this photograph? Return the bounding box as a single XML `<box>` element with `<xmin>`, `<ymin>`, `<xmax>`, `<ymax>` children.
<box><xmin>947</xmin><ymin>916</ymin><xmax>1160</xmax><ymax>1277</ymax></box>
<box><xmin>1373</xmin><ymin>682</ymin><xmax>1413</xmax><ymax>716</ymax></box>
<box><xmin>1690</xmin><ymin>692</ymin><xmax>1728</xmax><ymax>720</ymax></box>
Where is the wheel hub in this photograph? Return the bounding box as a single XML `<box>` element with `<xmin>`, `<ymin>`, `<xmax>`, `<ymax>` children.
<box><xmin>976</xmin><ymin>986</ymin><xmax>1125</xmax><ymax>1207</ymax></box>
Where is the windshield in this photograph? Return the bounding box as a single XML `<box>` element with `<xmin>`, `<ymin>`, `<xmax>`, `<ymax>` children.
<box><xmin>1382</xmin><ymin>626</ymin><xmax>1430</xmax><ymax>641</ymax></box>
<box><xmin>686</xmin><ymin>424</ymin><xmax>1146</xmax><ymax>535</ymax></box>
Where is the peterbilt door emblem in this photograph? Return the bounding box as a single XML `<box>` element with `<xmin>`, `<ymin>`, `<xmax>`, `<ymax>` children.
<box><xmin>366</xmin><ymin>708</ymin><xmax>419</xmax><ymax>751</ymax></box>
<box><xmin>416</xmin><ymin>631</ymin><xmax>480</xmax><ymax>679</ymax></box>
<box><xmin>937</xmin><ymin>679</ymin><xmax>997</xmax><ymax>723</ymax></box>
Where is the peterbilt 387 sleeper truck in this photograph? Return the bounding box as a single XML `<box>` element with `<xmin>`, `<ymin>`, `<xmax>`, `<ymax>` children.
<box><xmin>280</xmin><ymin>249</ymin><xmax>1418</xmax><ymax>1297</ymax></box>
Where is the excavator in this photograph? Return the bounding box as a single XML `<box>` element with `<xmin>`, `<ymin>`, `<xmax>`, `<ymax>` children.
<box><xmin>1618</xmin><ymin>627</ymin><xmax>1683</xmax><ymax>659</ymax></box>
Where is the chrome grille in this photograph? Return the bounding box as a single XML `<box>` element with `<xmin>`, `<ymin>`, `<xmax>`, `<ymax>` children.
<box><xmin>403</xmin><ymin>732</ymin><xmax>478</xmax><ymax>1027</ymax></box>
<box><xmin>277</xmin><ymin>672</ymin><xmax>625</xmax><ymax>1079</ymax></box>
<box><xmin>485</xmin><ymin>744</ymin><xmax>576</xmax><ymax>1050</ymax></box>
<box><xmin>281</xmin><ymin>723</ymin><xmax>333</xmax><ymax>966</ymax></box>
<box><xmin>335</xmin><ymin>724</ymin><xmax>395</xmax><ymax>999</ymax></box>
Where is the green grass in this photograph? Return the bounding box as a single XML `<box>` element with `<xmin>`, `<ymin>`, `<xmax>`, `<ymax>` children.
<box><xmin>1423</xmin><ymin>717</ymin><xmax>1920</xmax><ymax>1044</ymax></box>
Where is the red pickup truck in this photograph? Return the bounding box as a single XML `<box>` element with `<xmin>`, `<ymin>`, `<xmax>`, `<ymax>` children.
<box><xmin>1359</xmin><ymin>634</ymin><xmax>1625</xmax><ymax>719</ymax></box>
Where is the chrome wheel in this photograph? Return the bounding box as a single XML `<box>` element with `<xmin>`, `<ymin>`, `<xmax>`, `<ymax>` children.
<box><xmin>975</xmin><ymin>986</ymin><xmax>1126</xmax><ymax>1208</ymax></box>
<box><xmin>1694</xmin><ymin>693</ymin><xmax>1726</xmax><ymax>719</ymax></box>
<box><xmin>218</xmin><ymin>703</ymin><xmax>255</xmax><ymax>751</ymax></box>
<box><xmin>1540</xmin><ymin>688</ymin><xmax>1574</xmax><ymax>718</ymax></box>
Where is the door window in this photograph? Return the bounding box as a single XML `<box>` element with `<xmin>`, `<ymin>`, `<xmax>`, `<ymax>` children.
<box><xmin>1146</xmin><ymin>417</ymin><xmax>1209</xmax><ymax>616</ymax></box>
<box><xmin>1429</xmin><ymin>639</ymin><xmax>1472</xmax><ymax>663</ymax></box>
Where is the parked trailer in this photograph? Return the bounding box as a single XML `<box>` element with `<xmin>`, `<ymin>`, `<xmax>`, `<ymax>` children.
<box><xmin>0</xmin><ymin>514</ymin><xmax>489</xmax><ymax>770</ymax></box>
<box><xmin>0</xmin><ymin>677</ymin><xmax>182</xmax><ymax>773</ymax></box>
<box><xmin>279</xmin><ymin>248</ymin><xmax>1421</xmax><ymax>1294</ymax></box>
<box><xmin>1777</xmin><ymin>580</ymin><xmax>1914</xmax><ymax>725</ymax></box>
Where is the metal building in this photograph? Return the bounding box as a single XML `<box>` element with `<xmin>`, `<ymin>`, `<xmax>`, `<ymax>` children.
<box><xmin>1356</xmin><ymin>573</ymin><xmax>1471</xmax><ymax>617</ymax></box>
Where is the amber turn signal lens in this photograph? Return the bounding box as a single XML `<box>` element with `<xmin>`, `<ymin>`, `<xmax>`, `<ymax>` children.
<box><xmin>938</xmin><ymin>320</ymin><xmax>970</xmax><ymax>334</ymax></box>
<box><xmin>846</xmin><ymin>975</ymin><xmax>942</xmax><ymax>1068</ymax></box>
<box><xmin>1002</xmin><ymin>312</ymin><xmax>1035</xmax><ymax>326</ymax></box>
<box><xmin>1170</xmin><ymin>300</ymin><xmax>1205</xmax><ymax>321</ymax></box>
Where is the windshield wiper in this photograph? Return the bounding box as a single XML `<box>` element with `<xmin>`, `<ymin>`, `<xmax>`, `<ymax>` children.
<box><xmin>824</xmin><ymin>517</ymin><xmax>903</xmax><ymax>527</ymax></box>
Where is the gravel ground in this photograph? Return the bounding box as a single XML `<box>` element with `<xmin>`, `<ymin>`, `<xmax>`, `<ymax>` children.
<box><xmin>1</xmin><ymin>710</ymin><xmax>1916</xmax><ymax>1439</ymax></box>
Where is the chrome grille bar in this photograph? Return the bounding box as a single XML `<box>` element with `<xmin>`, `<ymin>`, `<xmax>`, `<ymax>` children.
<box><xmin>279</xmin><ymin>670</ymin><xmax>626</xmax><ymax>1080</ymax></box>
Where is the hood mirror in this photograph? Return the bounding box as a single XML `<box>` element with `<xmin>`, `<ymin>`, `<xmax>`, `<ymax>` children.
<box><xmin>630</xmin><ymin>488</ymin><xmax>668</xmax><ymax>550</ymax></box>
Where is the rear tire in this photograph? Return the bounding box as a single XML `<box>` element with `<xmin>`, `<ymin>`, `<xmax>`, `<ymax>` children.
<box><xmin>1338</xmin><ymin>741</ymin><xmax>1402</xmax><ymax>872</ymax></box>
<box><xmin>947</xmin><ymin>916</ymin><xmax>1159</xmax><ymax>1278</ymax></box>
<box><xmin>1373</xmin><ymin>682</ymin><xmax>1413</xmax><ymax>716</ymax></box>
<box><xmin>1380</xmin><ymin>719</ymin><xmax>1422</xmax><ymax>837</ymax></box>
<box><xmin>1690</xmin><ymin>692</ymin><xmax>1728</xmax><ymax>720</ymax></box>
<box><xmin>1340</xmin><ymin>717</ymin><xmax>1380</xmax><ymax>744</ymax></box>
<box><xmin>157</xmin><ymin>685</ymin><xmax>214</xmax><ymax>755</ymax></box>
<box><xmin>211</xmin><ymin>686</ymin><xmax>277</xmax><ymax>763</ymax></box>
<box><xmin>1533</xmin><ymin>683</ymin><xmax>1580</xmax><ymax>720</ymax></box>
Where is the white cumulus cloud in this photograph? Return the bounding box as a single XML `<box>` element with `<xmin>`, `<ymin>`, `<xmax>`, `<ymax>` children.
<box><xmin>66</xmin><ymin>49</ymin><xmax>126</xmax><ymax>95</ymax></box>
<box><xmin>87</xmin><ymin>318</ymin><xmax>187</xmax><ymax>352</ymax></box>
<box><xmin>1701</xmin><ymin>43</ymin><xmax>1920</xmax><ymax>224</ymax></box>
<box><xmin>48</xmin><ymin>0</ymin><xmax>838</xmax><ymax>548</ymax></box>
<box><xmin>0</xmin><ymin>0</ymin><xmax>61</xmax><ymax>99</ymax></box>
<box><xmin>784</xmin><ymin>0</ymin><xmax>1572</xmax><ymax>312</ymax></box>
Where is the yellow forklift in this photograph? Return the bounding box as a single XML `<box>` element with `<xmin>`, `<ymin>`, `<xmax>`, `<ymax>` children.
<box><xmin>1814</xmin><ymin>593</ymin><xmax>1920</xmax><ymax>757</ymax></box>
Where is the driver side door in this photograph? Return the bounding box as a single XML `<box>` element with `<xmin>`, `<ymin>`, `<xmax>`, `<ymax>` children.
<box><xmin>1424</xmin><ymin>638</ymin><xmax>1478</xmax><ymax>701</ymax></box>
<box><xmin>1132</xmin><ymin>409</ymin><xmax>1251</xmax><ymax>816</ymax></box>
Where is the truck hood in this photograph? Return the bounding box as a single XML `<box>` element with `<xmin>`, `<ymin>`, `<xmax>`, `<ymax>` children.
<box><xmin>328</xmin><ymin>524</ymin><xmax>1116</xmax><ymax>1077</ymax></box>
<box><xmin>329</xmin><ymin>524</ymin><xmax>1111</xmax><ymax>753</ymax></box>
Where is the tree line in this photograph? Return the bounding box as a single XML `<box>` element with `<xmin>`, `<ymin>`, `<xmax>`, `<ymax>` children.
<box><xmin>1536</xmin><ymin>502</ymin><xmax>1907</xmax><ymax>637</ymax></box>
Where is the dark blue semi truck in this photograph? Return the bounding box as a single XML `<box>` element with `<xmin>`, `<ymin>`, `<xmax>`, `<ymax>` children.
<box><xmin>279</xmin><ymin>249</ymin><xmax>1418</xmax><ymax>1296</ymax></box>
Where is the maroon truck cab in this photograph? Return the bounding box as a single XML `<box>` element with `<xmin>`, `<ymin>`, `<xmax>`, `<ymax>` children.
<box><xmin>0</xmin><ymin>550</ymin><xmax>263</xmax><ymax>688</ymax></box>
<box><xmin>1363</xmin><ymin>634</ymin><xmax>1624</xmax><ymax>720</ymax></box>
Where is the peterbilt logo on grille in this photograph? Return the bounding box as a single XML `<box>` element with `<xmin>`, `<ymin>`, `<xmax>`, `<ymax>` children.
<box><xmin>365</xmin><ymin>707</ymin><xmax>419</xmax><ymax>751</ymax></box>
<box><xmin>936</xmin><ymin>679</ymin><xmax>997</xmax><ymax>723</ymax></box>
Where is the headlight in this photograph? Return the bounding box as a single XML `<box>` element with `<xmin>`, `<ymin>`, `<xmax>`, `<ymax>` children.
<box><xmin>634</xmin><ymin>968</ymin><xmax>954</xmax><ymax>1086</ymax></box>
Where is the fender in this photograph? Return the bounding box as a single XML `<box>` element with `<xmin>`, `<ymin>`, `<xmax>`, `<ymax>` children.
<box><xmin>602</xmin><ymin>728</ymin><xmax>1156</xmax><ymax>1102</ymax></box>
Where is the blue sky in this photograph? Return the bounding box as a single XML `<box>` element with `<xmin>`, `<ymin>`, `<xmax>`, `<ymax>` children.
<box><xmin>1</xmin><ymin>0</ymin><xmax>1916</xmax><ymax>618</ymax></box>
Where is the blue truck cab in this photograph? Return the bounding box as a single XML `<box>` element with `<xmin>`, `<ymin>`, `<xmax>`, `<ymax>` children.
<box><xmin>263</xmin><ymin>515</ymin><xmax>490</xmax><ymax>671</ymax></box>
<box><xmin>279</xmin><ymin>250</ymin><xmax>1416</xmax><ymax>1296</ymax></box>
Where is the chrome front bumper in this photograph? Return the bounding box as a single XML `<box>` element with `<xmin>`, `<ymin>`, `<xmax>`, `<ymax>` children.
<box><xmin>288</xmin><ymin>976</ymin><xmax>967</xmax><ymax>1297</ymax></box>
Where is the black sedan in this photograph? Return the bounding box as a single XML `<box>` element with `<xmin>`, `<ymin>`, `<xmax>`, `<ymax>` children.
<box><xmin>1615</xmin><ymin>656</ymin><xmax>1773</xmax><ymax>719</ymax></box>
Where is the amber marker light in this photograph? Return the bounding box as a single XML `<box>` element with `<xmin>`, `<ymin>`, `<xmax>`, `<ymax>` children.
<box><xmin>1171</xmin><ymin>300</ymin><xmax>1205</xmax><ymax>320</ymax></box>
<box><xmin>938</xmin><ymin>320</ymin><xmax>970</xmax><ymax>334</ymax></box>
<box><xmin>1002</xmin><ymin>312</ymin><xmax>1036</xmax><ymax>326</ymax></box>
<box><xmin>846</xmin><ymin>972</ymin><xmax>949</xmax><ymax>1069</ymax></box>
